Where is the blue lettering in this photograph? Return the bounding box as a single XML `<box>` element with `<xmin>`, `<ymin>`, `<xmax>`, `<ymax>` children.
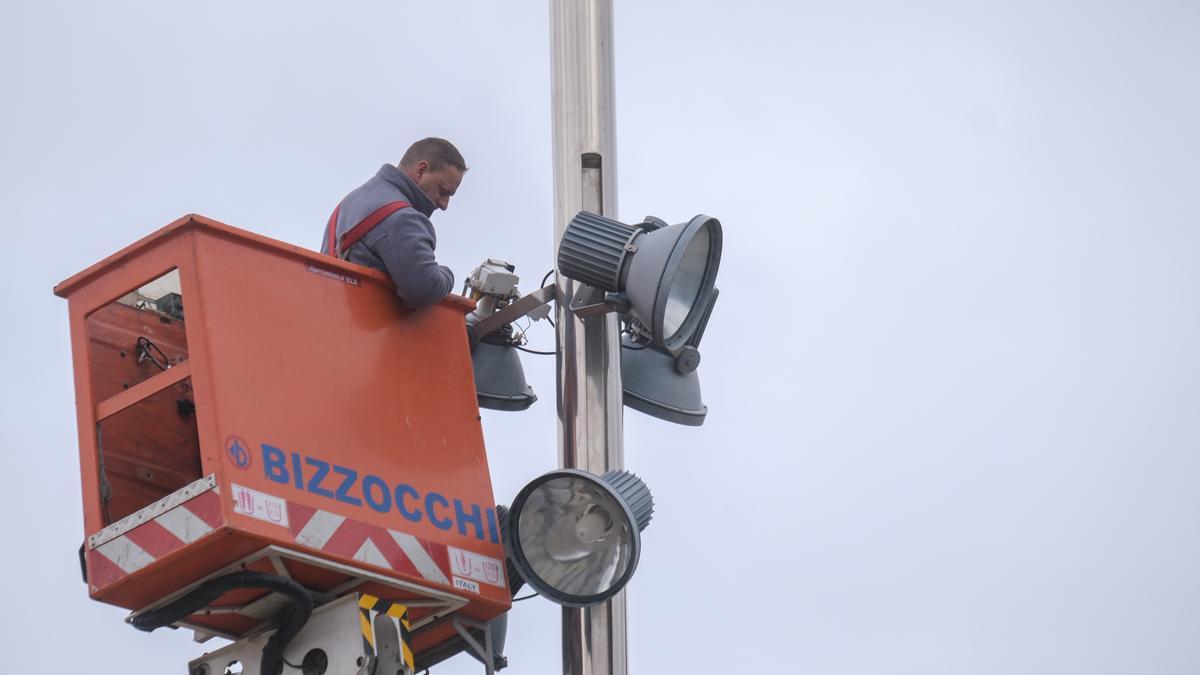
<box><xmin>455</xmin><ymin>499</ymin><xmax>484</xmax><ymax>540</ymax></box>
<box><xmin>262</xmin><ymin>444</ymin><xmax>288</xmax><ymax>483</ymax></box>
<box><xmin>305</xmin><ymin>457</ymin><xmax>334</xmax><ymax>498</ymax></box>
<box><xmin>396</xmin><ymin>484</ymin><xmax>423</xmax><ymax>522</ymax></box>
<box><xmin>291</xmin><ymin>452</ymin><xmax>304</xmax><ymax>489</ymax></box>
<box><xmin>332</xmin><ymin>465</ymin><xmax>362</xmax><ymax>506</ymax></box>
<box><xmin>485</xmin><ymin>507</ymin><xmax>499</xmax><ymax>544</ymax></box>
<box><xmin>255</xmin><ymin>444</ymin><xmax>482</xmax><ymax>533</ymax></box>
<box><xmin>426</xmin><ymin>492</ymin><xmax>452</xmax><ymax>530</ymax></box>
<box><xmin>362</xmin><ymin>475</ymin><xmax>391</xmax><ymax>513</ymax></box>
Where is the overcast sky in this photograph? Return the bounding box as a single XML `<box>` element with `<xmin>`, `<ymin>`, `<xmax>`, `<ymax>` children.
<box><xmin>3</xmin><ymin>1</ymin><xmax>1199</xmax><ymax>674</ymax></box>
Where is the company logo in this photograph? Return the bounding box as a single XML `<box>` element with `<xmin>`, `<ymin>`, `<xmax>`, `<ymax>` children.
<box><xmin>226</xmin><ymin>436</ymin><xmax>251</xmax><ymax>470</ymax></box>
<box><xmin>256</xmin><ymin>441</ymin><xmax>500</xmax><ymax>544</ymax></box>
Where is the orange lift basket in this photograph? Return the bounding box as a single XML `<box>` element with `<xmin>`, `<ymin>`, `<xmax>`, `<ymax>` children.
<box><xmin>54</xmin><ymin>214</ymin><xmax>510</xmax><ymax>658</ymax></box>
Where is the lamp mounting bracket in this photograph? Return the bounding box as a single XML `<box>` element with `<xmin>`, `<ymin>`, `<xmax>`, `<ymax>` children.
<box><xmin>568</xmin><ymin>286</ymin><xmax>630</xmax><ymax>318</ymax></box>
<box><xmin>469</xmin><ymin>285</ymin><xmax>555</xmax><ymax>346</ymax></box>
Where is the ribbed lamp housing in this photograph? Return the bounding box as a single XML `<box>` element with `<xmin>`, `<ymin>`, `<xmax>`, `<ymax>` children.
<box><xmin>602</xmin><ymin>470</ymin><xmax>654</xmax><ymax>532</ymax></box>
<box><xmin>557</xmin><ymin>212</ymin><xmax>640</xmax><ymax>291</ymax></box>
<box><xmin>495</xmin><ymin>505</ymin><xmax>527</xmax><ymax>597</ymax></box>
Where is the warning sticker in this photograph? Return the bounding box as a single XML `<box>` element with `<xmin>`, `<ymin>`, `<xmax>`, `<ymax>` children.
<box><xmin>453</xmin><ymin>577</ymin><xmax>481</xmax><ymax>594</ymax></box>
<box><xmin>448</xmin><ymin>547</ymin><xmax>505</xmax><ymax>588</ymax></box>
<box><xmin>231</xmin><ymin>484</ymin><xmax>289</xmax><ymax>528</ymax></box>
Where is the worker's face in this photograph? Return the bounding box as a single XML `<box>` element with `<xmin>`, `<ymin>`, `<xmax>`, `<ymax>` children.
<box><xmin>409</xmin><ymin>161</ymin><xmax>464</xmax><ymax>211</ymax></box>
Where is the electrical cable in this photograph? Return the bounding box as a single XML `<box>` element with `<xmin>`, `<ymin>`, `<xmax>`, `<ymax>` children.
<box><xmin>515</xmin><ymin>346</ymin><xmax>556</xmax><ymax>356</ymax></box>
<box><xmin>136</xmin><ymin>337</ymin><xmax>193</xmax><ymax>408</ymax></box>
<box><xmin>130</xmin><ymin>571</ymin><xmax>314</xmax><ymax>675</ymax></box>
<box><xmin>135</xmin><ymin>336</ymin><xmax>171</xmax><ymax>370</ymax></box>
<box><xmin>538</xmin><ymin>269</ymin><xmax>559</xmax><ymax>327</ymax></box>
<box><xmin>512</xmin><ymin>593</ymin><xmax>540</xmax><ymax>602</ymax></box>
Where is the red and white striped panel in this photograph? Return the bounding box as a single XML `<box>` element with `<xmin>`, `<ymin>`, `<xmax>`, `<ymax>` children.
<box><xmin>87</xmin><ymin>487</ymin><xmax>223</xmax><ymax>590</ymax></box>
<box><xmin>286</xmin><ymin>501</ymin><xmax>451</xmax><ymax>586</ymax></box>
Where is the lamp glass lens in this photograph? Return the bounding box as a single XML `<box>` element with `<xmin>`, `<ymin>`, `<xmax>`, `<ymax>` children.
<box><xmin>662</xmin><ymin>226</ymin><xmax>711</xmax><ymax>340</ymax></box>
<box><xmin>516</xmin><ymin>476</ymin><xmax>635</xmax><ymax>599</ymax></box>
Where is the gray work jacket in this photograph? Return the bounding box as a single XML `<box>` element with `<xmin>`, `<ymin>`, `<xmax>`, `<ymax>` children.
<box><xmin>322</xmin><ymin>164</ymin><xmax>455</xmax><ymax>308</ymax></box>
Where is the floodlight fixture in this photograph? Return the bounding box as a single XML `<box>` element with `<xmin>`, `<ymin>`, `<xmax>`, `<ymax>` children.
<box><xmin>557</xmin><ymin>212</ymin><xmax>722</xmax><ymax>351</ymax></box>
<box><xmin>620</xmin><ymin>288</ymin><xmax>719</xmax><ymax>426</ymax></box>
<box><xmin>464</xmin><ymin>260</ymin><xmax>553</xmax><ymax>412</ymax></box>
<box><xmin>505</xmin><ymin>469</ymin><xmax>653</xmax><ymax>607</ymax></box>
<box><xmin>620</xmin><ymin>338</ymin><xmax>706</xmax><ymax>426</ymax></box>
<box><xmin>471</xmin><ymin>335</ymin><xmax>537</xmax><ymax>411</ymax></box>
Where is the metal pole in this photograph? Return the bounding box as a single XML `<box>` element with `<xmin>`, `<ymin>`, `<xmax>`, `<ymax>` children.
<box><xmin>550</xmin><ymin>2</ymin><xmax>625</xmax><ymax>675</ymax></box>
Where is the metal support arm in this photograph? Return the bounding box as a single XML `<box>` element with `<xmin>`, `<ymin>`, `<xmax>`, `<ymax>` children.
<box><xmin>469</xmin><ymin>286</ymin><xmax>555</xmax><ymax>345</ymax></box>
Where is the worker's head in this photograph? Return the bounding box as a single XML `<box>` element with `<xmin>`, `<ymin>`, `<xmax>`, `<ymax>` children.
<box><xmin>399</xmin><ymin>138</ymin><xmax>468</xmax><ymax>211</ymax></box>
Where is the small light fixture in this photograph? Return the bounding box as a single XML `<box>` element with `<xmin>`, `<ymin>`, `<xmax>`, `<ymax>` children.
<box><xmin>471</xmin><ymin>335</ymin><xmax>537</xmax><ymax>411</ymax></box>
<box><xmin>464</xmin><ymin>260</ymin><xmax>551</xmax><ymax>412</ymax></box>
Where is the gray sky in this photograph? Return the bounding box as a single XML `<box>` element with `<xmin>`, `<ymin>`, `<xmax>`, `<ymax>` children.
<box><xmin>3</xmin><ymin>1</ymin><xmax>1200</xmax><ymax>673</ymax></box>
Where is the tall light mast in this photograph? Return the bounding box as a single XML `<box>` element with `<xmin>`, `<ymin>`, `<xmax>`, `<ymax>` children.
<box><xmin>550</xmin><ymin>2</ymin><xmax>627</xmax><ymax>675</ymax></box>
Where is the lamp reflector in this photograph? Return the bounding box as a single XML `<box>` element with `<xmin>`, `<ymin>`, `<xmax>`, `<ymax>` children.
<box><xmin>506</xmin><ymin>469</ymin><xmax>653</xmax><ymax>607</ymax></box>
<box><xmin>623</xmin><ymin>215</ymin><xmax>722</xmax><ymax>351</ymax></box>
<box><xmin>471</xmin><ymin>341</ymin><xmax>537</xmax><ymax>411</ymax></box>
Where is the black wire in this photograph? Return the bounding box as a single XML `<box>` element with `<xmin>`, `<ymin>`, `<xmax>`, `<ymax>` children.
<box><xmin>515</xmin><ymin>345</ymin><xmax>556</xmax><ymax>356</ymax></box>
<box><xmin>540</xmin><ymin>269</ymin><xmax>558</xmax><ymax>327</ymax></box>
<box><xmin>281</xmin><ymin>656</ymin><xmax>303</xmax><ymax>669</ymax></box>
<box><xmin>135</xmin><ymin>336</ymin><xmax>171</xmax><ymax>370</ymax></box>
<box><xmin>512</xmin><ymin>592</ymin><xmax>540</xmax><ymax>602</ymax></box>
<box><xmin>135</xmin><ymin>337</ymin><xmax>192</xmax><ymax>398</ymax></box>
<box><xmin>131</xmin><ymin>571</ymin><xmax>313</xmax><ymax>675</ymax></box>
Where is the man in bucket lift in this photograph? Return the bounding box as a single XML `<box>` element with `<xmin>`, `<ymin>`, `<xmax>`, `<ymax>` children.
<box><xmin>322</xmin><ymin>138</ymin><xmax>467</xmax><ymax>308</ymax></box>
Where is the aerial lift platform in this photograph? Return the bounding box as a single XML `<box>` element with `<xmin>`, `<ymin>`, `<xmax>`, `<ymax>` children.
<box><xmin>55</xmin><ymin>214</ymin><xmax>511</xmax><ymax>673</ymax></box>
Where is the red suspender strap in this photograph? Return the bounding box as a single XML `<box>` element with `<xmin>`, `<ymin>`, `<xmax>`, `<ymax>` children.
<box><xmin>325</xmin><ymin>200</ymin><xmax>412</xmax><ymax>259</ymax></box>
